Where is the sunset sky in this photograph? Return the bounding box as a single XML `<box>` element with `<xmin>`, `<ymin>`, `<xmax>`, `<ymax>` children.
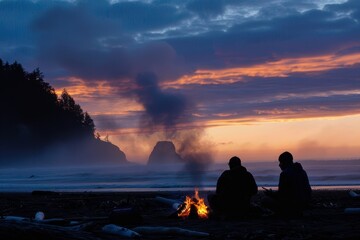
<box><xmin>1</xmin><ymin>0</ymin><xmax>360</xmax><ymax>163</ymax></box>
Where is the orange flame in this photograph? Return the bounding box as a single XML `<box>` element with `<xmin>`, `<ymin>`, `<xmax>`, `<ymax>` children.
<box><xmin>177</xmin><ymin>188</ymin><xmax>209</xmax><ymax>219</ymax></box>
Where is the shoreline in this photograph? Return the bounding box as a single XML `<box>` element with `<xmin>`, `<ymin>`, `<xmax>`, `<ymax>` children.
<box><xmin>1</xmin><ymin>189</ymin><xmax>360</xmax><ymax>239</ymax></box>
<box><xmin>1</xmin><ymin>184</ymin><xmax>360</xmax><ymax>193</ymax></box>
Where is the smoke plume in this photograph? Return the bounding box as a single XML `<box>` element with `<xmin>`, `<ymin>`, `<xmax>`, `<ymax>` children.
<box><xmin>135</xmin><ymin>72</ymin><xmax>188</xmax><ymax>134</ymax></box>
<box><xmin>134</xmin><ymin>72</ymin><xmax>214</xmax><ymax>187</ymax></box>
<box><xmin>176</xmin><ymin>130</ymin><xmax>214</xmax><ymax>187</ymax></box>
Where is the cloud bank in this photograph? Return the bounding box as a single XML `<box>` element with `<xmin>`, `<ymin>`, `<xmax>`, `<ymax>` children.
<box><xmin>1</xmin><ymin>0</ymin><xmax>360</xmax><ymax>132</ymax></box>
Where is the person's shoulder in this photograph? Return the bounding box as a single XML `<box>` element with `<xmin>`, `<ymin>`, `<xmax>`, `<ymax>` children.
<box><xmin>224</xmin><ymin>169</ymin><xmax>232</xmax><ymax>174</ymax></box>
<box><xmin>238</xmin><ymin>166</ymin><xmax>253</xmax><ymax>175</ymax></box>
<box><xmin>220</xmin><ymin>169</ymin><xmax>231</xmax><ymax>177</ymax></box>
<box><xmin>246</xmin><ymin>170</ymin><xmax>255</xmax><ymax>177</ymax></box>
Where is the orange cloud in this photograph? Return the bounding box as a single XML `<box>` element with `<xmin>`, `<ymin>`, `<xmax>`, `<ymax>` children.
<box><xmin>55</xmin><ymin>77</ymin><xmax>116</xmax><ymax>100</ymax></box>
<box><xmin>167</xmin><ymin>52</ymin><xmax>360</xmax><ymax>86</ymax></box>
<box><xmin>54</xmin><ymin>77</ymin><xmax>143</xmax><ymax>115</ymax></box>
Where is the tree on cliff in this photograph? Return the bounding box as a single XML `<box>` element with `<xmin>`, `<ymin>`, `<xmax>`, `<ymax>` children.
<box><xmin>0</xmin><ymin>59</ymin><xmax>126</xmax><ymax>164</ymax></box>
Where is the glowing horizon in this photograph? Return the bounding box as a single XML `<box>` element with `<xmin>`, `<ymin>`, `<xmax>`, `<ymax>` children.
<box><xmin>51</xmin><ymin>48</ymin><xmax>360</xmax><ymax>163</ymax></box>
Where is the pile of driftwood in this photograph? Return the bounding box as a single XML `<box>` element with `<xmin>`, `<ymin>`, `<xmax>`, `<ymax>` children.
<box><xmin>0</xmin><ymin>208</ymin><xmax>209</xmax><ymax>239</ymax></box>
<box><xmin>0</xmin><ymin>213</ymin><xmax>101</xmax><ymax>240</ymax></box>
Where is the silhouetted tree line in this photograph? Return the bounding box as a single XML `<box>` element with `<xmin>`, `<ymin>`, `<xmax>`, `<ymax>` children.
<box><xmin>0</xmin><ymin>59</ymin><xmax>96</xmax><ymax>160</ymax></box>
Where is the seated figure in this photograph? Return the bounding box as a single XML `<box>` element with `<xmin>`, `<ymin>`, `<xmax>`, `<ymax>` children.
<box><xmin>208</xmin><ymin>156</ymin><xmax>258</xmax><ymax>217</ymax></box>
<box><xmin>263</xmin><ymin>151</ymin><xmax>312</xmax><ymax>217</ymax></box>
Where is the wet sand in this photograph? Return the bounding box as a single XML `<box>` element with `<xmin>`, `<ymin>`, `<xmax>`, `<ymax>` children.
<box><xmin>1</xmin><ymin>190</ymin><xmax>360</xmax><ymax>239</ymax></box>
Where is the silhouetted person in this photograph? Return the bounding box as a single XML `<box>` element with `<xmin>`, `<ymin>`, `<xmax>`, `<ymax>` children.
<box><xmin>263</xmin><ymin>151</ymin><xmax>312</xmax><ymax>216</ymax></box>
<box><xmin>208</xmin><ymin>156</ymin><xmax>258</xmax><ymax>216</ymax></box>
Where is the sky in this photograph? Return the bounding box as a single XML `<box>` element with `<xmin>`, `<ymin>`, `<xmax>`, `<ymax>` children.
<box><xmin>1</xmin><ymin>0</ymin><xmax>360</xmax><ymax>163</ymax></box>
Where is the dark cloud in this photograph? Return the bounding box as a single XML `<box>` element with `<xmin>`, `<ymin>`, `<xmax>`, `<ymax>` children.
<box><xmin>109</xmin><ymin>1</ymin><xmax>190</xmax><ymax>32</ymax></box>
<box><xmin>181</xmin><ymin>65</ymin><xmax>360</xmax><ymax>122</ymax></box>
<box><xmin>3</xmin><ymin>0</ymin><xmax>360</xmax><ymax>76</ymax></box>
<box><xmin>0</xmin><ymin>0</ymin><xmax>54</xmax><ymax>67</ymax></box>
<box><xmin>186</xmin><ymin>0</ymin><xmax>226</xmax><ymax>18</ymax></box>
<box><xmin>168</xmin><ymin>7</ymin><xmax>360</xmax><ymax>70</ymax></box>
<box><xmin>1</xmin><ymin>0</ymin><xmax>360</xmax><ymax>131</ymax></box>
<box><xmin>256</xmin><ymin>4</ymin><xmax>299</xmax><ymax>19</ymax></box>
<box><xmin>31</xmin><ymin>3</ymin><xmax>131</xmax><ymax>80</ymax></box>
<box><xmin>0</xmin><ymin>0</ymin><xmax>189</xmax><ymax>82</ymax></box>
<box><xmin>0</xmin><ymin>0</ymin><xmax>48</xmax><ymax>44</ymax></box>
<box><xmin>31</xmin><ymin>4</ymin><xmax>190</xmax><ymax>82</ymax></box>
<box><xmin>325</xmin><ymin>0</ymin><xmax>360</xmax><ymax>19</ymax></box>
<box><xmin>92</xmin><ymin>113</ymin><xmax>142</xmax><ymax>132</ymax></box>
<box><xmin>253</xmin><ymin>66</ymin><xmax>360</xmax><ymax>100</ymax></box>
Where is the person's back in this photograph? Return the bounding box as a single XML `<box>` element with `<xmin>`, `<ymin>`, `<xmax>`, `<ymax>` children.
<box><xmin>264</xmin><ymin>151</ymin><xmax>312</xmax><ymax>216</ymax></box>
<box><xmin>278</xmin><ymin>162</ymin><xmax>311</xmax><ymax>208</ymax></box>
<box><xmin>209</xmin><ymin>156</ymin><xmax>258</xmax><ymax>214</ymax></box>
<box><xmin>217</xmin><ymin>165</ymin><xmax>257</xmax><ymax>210</ymax></box>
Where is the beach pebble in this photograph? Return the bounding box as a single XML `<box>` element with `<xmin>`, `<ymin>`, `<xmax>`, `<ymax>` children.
<box><xmin>34</xmin><ymin>211</ymin><xmax>45</xmax><ymax>221</ymax></box>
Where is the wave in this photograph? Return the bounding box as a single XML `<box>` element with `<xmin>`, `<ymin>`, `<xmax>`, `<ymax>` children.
<box><xmin>0</xmin><ymin>160</ymin><xmax>359</xmax><ymax>192</ymax></box>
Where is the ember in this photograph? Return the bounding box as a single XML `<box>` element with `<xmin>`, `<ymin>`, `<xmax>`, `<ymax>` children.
<box><xmin>177</xmin><ymin>188</ymin><xmax>209</xmax><ymax>219</ymax></box>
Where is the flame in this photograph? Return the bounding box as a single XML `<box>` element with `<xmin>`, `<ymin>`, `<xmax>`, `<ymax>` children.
<box><xmin>177</xmin><ymin>188</ymin><xmax>209</xmax><ymax>219</ymax></box>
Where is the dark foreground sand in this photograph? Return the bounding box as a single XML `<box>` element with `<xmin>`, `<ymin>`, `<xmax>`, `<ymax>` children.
<box><xmin>1</xmin><ymin>190</ymin><xmax>360</xmax><ymax>239</ymax></box>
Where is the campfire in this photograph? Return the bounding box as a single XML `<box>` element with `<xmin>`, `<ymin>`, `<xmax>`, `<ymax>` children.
<box><xmin>177</xmin><ymin>188</ymin><xmax>209</xmax><ymax>219</ymax></box>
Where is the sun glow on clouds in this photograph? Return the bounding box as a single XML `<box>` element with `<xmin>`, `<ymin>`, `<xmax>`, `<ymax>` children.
<box><xmin>55</xmin><ymin>77</ymin><xmax>116</xmax><ymax>100</ymax></box>
<box><xmin>54</xmin><ymin>77</ymin><xmax>143</xmax><ymax>116</ymax></box>
<box><xmin>110</xmin><ymin>114</ymin><xmax>360</xmax><ymax>162</ymax></box>
<box><xmin>205</xmin><ymin>113</ymin><xmax>360</xmax><ymax>162</ymax></box>
<box><xmin>169</xmin><ymin>52</ymin><xmax>360</xmax><ymax>86</ymax></box>
<box><xmin>50</xmin><ymin>50</ymin><xmax>360</xmax><ymax>162</ymax></box>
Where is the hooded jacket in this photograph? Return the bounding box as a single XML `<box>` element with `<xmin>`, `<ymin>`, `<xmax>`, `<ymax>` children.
<box><xmin>216</xmin><ymin>165</ymin><xmax>258</xmax><ymax>210</ymax></box>
<box><xmin>278</xmin><ymin>162</ymin><xmax>312</xmax><ymax>206</ymax></box>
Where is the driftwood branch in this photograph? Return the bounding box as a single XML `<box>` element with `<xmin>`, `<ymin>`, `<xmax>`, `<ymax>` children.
<box><xmin>154</xmin><ymin>196</ymin><xmax>182</xmax><ymax>210</ymax></box>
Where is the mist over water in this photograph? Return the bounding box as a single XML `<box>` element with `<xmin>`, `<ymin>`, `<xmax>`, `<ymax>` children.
<box><xmin>0</xmin><ymin>160</ymin><xmax>359</xmax><ymax>192</ymax></box>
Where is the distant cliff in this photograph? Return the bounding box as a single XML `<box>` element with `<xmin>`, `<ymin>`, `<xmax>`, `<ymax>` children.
<box><xmin>90</xmin><ymin>138</ymin><xmax>127</xmax><ymax>164</ymax></box>
<box><xmin>0</xmin><ymin>59</ymin><xmax>127</xmax><ymax>165</ymax></box>
<box><xmin>148</xmin><ymin>141</ymin><xmax>183</xmax><ymax>164</ymax></box>
<box><xmin>39</xmin><ymin>137</ymin><xmax>128</xmax><ymax>165</ymax></box>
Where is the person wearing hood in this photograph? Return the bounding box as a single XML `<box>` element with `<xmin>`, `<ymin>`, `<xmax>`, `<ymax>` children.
<box><xmin>208</xmin><ymin>156</ymin><xmax>258</xmax><ymax>216</ymax></box>
<box><xmin>264</xmin><ymin>151</ymin><xmax>312</xmax><ymax>216</ymax></box>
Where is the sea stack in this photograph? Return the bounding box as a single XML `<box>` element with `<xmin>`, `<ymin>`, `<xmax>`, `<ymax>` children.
<box><xmin>148</xmin><ymin>141</ymin><xmax>183</xmax><ymax>164</ymax></box>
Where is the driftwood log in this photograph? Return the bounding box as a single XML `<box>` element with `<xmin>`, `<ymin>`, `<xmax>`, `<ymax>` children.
<box><xmin>349</xmin><ymin>190</ymin><xmax>360</xmax><ymax>198</ymax></box>
<box><xmin>344</xmin><ymin>208</ymin><xmax>360</xmax><ymax>214</ymax></box>
<box><xmin>133</xmin><ymin>226</ymin><xmax>209</xmax><ymax>237</ymax></box>
<box><xmin>0</xmin><ymin>220</ymin><xmax>101</xmax><ymax>240</ymax></box>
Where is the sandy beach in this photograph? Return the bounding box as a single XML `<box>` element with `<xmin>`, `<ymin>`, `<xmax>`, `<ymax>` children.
<box><xmin>1</xmin><ymin>189</ymin><xmax>360</xmax><ymax>239</ymax></box>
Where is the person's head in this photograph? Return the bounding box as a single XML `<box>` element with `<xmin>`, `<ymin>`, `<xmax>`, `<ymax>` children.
<box><xmin>228</xmin><ymin>156</ymin><xmax>241</xmax><ymax>169</ymax></box>
<box><xmin>278</xmin><ymin>151</ymin><xmax>293</xmax><ymax>170</ymax></box>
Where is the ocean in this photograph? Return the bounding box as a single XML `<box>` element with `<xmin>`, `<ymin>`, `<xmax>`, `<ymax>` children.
<box><xmin>0</xmin><ymin>160</ymin><xmax>359</xmax><ymax>192</ymax></box>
